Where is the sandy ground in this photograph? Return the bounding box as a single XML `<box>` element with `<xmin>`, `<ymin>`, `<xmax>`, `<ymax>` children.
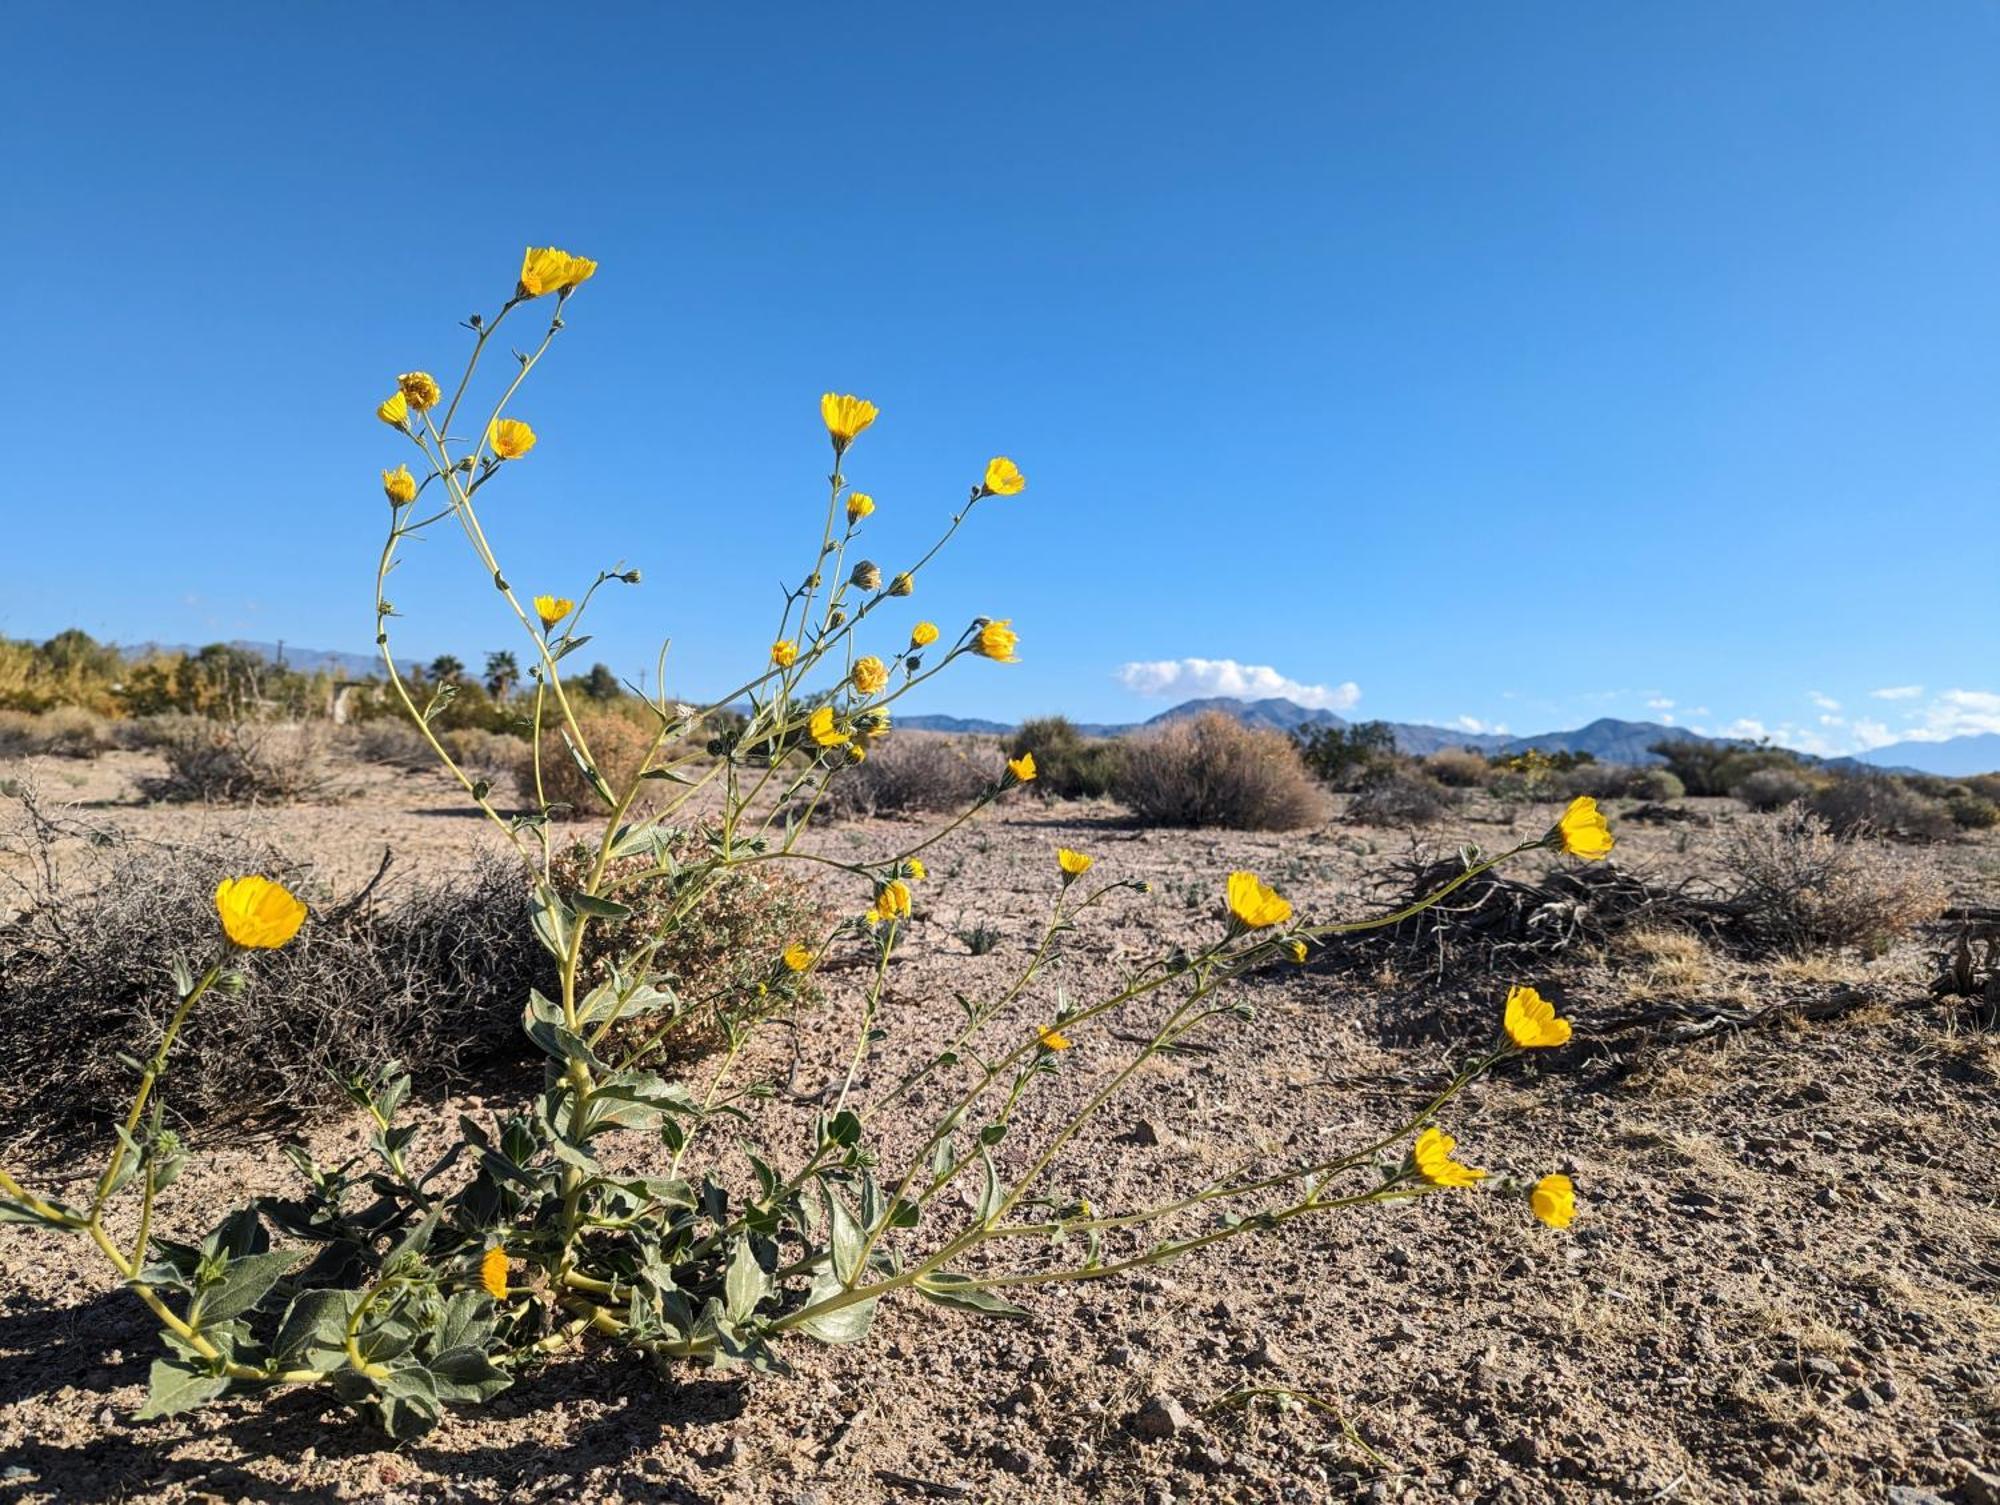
<box><xmin>1</xmin><ymin>748</ymin><xmax>1996</xmax><ymax>1504</ymax></box>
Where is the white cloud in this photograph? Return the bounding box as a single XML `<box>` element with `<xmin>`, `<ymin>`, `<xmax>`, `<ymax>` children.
<box><xmin>1645</xmin><ymin>695</ymin><xmax>1675</xmax><ymax>712</ymax></box>
<box><xmin>1807</xmin><ymin>691</ymin><xmax>1841</xmax><ymax>711</ymax></box>
<box><xmin>1848</xmin><ymin>719</ymin><xmax>1896</xmax><ymax>750</ymax></box>
<box><xmin>1455</xmin><ymin>715</ymin><xmax>1509</xmax><ymax>735</ymax></box>
<box><xmin>1870</xmin><ymin>685</ymin><xmax>1924</xmax><ymax>701</ymax></box>
<box><xmin>1115</xmin><ymin>658</ymin><xmax>1361</xmax><ymax>712</ymax></box>
<box><xmin>1891</xmin><ymin>688</ymin><xmax>2000</xmax><ymax>743</ymax></box>
<box><xmin>1720</xmin><ymin>718</ymin><xmax>1769</xmax><ymax>741</ymax></box>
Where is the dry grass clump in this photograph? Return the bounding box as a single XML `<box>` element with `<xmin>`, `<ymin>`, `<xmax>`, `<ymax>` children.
<box><xmin>812</xmin><ymin>732</ymin><xmax>1000</xmax><ymax>820</ymax></box>
<box><xmin>516</xmin><ymin>709</ymin><xmax>659</xmax><ymax>812</ymax></box>
<box><xmin>1617</xmin><ymin>926</ymin><xmax>1715</xmax><ymax>996</ymax></box>
<box><xmin>1113</xmin><ymin>711</ymin><xmax>1324</xmax><ymax>830</ymax></box>
<box><xmin>0</xmin><ymin>801</ymin><xmax>536</xmax><ymax>1133</ymax></box>
<box><xmin>1733</xmin><ymin>767</ymin><xmax>1813</xmax><ymax>812</ymax></box>
<box><xmin>1806</xmin><ymin>778</ymin><xmax>1955</xmax><ymax>842</ymax></box>
<box><xmin>139</xmin><ymin>718</ymin><xmax>337</xmax><ymax>804</ymax></box>
<box><xmin>0</xmin><ymin>706</ymin><xmax>124</xmax><ymax>760</ymax></box>
<box><xmin>1719</xmin><ymin>806</ymin><xmax>1949</xmax><ymax>954</ymax></box>
<box><xmin>349</xmin><ymin>718</ymin><xmax>434</xmax><ymax>770</ymax></box>
<box><xmin>439</xmin><ymin>725</ymin><xmax>526</xmax><ymax>783</ymax></box>
<box><xmin>1424</xmin><ymin>747</ymin><xmax>1493</xmax><ymax>788</ymax></box>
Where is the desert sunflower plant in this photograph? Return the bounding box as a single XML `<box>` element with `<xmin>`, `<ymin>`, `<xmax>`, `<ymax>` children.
<box><xmin>0</xmin><ymin>247</ymin><xmax>1610</xmax><ymax>1437</ymax></box>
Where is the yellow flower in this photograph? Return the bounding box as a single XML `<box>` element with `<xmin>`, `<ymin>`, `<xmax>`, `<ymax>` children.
<box><xmin>1007</xmin><ymin>751</ymin><xmax>1037</xmax><ymax>783</ymax></box>
<box><xmin>911</xmin><ymin>622</ymin><xmax>939</xmax><ymax>648</ymax></box>
<box><xmin>397</xmin><ymin>371</ymin><xmax>441</xmax><ymax>411</ymax></box>
<box><xmin>876</xmin><ymin>879</ymin><xmax>912</xmax><ymax>919</ymax></box>
<box><xmin>1037</xmin><ymin>1024</ymin><xmax>1072</xmax><ymax>1051</ymax></box>
<box><xmin>863</xmin><ymin>906</ymin><xmax>883</xmax><ymax>928</ymax></box>
<box><xmin>533</xmin><ymin>594</ymin><xmax>574</xmax><ymax>631</ymax></box>
<box><xmin>846</xmin><ymin>742</ymin><xmax>868</xmax><ymax>764</ymax></box>
<box><xmin>973</xmin><ymin>620</ymin><xmax>1018</xmax><ymax>663</ymax></box>
<box><xmin>1502</xmin><ymin>984</ymin><xmax>1572</xmax><ymax>1049</ymax></box>
<box><xmin>1552</xmin><ymin>795</ymin><xmax>1614</xmax><ymax>860</ymax></box>
<box><xmin>1531</xmin><ymin>1174</ymin><xmax>1576</xmax><ymax>1229</ymax></box>
<box><xmin>376</xmin><ymin>391</ymin><xmax>409</xmax><ymax>428</ymax></box>
<box><xmin>906</xmin><ymin>858</ymin><xmax>927</xmax><ymax>881</ymax></box>
<box><xmin>809</xmin><ymin>705</ymin><xmax>846</xmax><ymax>747</ymax></box>
<box><xmin>480</xmin><ymin>1245</ymin><xmax>509</xmax><ymax>1301</ymax></box>
<box><xmin>782</xmin><ymin>943</ymin><xmax>814</xmax><ymax>973</ymax></box>
<box><xmin>1412</xmin><ymin>1126</ymin><xmax>1487</xmax><ymax>1188</ymax></box>
<box><xmin>983</xmin><ymin>457</ymin><xmax>1026</xmax><ymax>496</ymax></box>
<box><xmin>381</xmin><ymin>466</ymin><xmax>418</xmax><ymax>505</ymax></box>
<box><xmin>488</xmin><ymin>418</ymin><xmax>537</xmax><ymax>460</ymax></box>
<box><xmin>1226</xmin><ymin>870</ymin><xmax>1292</xmax><ymax>930</ymax></box>
<box><xmin>214</xmin><ymin>875</ymin><xmax>307</xmax><ymax>950</ymax></box>
<box><xmin>771</xmin><ymin>639</ymin><xmax>798</xmax><ymax>668</ymax></box>
<box><xmin>1287</xmin><ymin>939</ymin><xmax>1309</xmax><ymax>964</ymax></box>
<box><xmin>1057</xmin><ymin>848</ymin><xmax>1094</xmax><ymax>876</ymax></box>
<box><xmin>846</xmin><ymin>492</ymin><xmax>875</xmax><ymax>525</ymax></box>
<box><xmin>821</xmin><ymin>392</ymin><xmax>879</xmax><ymax>449</ymax></box>
<box><xmin>518</xmin><ymin>245</ymin><xmax>597</xmax><ymax>298</ymax></box>
<box><xmin>850</xmin><ymin>656</ymin><xmax>888</xmax><ymax>696</ymax></box>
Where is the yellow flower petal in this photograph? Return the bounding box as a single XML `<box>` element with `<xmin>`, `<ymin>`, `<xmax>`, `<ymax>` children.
<box><xmin>480</xmin><ymin>1245</ymin><xmax>509</xmax><ymax>1300</ymax></box>
<box><xmin>846</xmin><ymin>492</ymin><xmax>876</xmax><ymax>525</ymax></box>
<box><xmin>821</xmin><ymin>392</ymin><xmax>879</xmax><ymax>448</ymax></box>
<box><xmin>1531</xmin><ymin>1173</ymin><xmax>1576</xmax><ymax>1229</ymax></box>
<box><xmin>214</xmin><ymin>875</ymin><xmax>307</xmax><ymax>951</ymax></box>
<box><xmin>875</xmin><ymin>879</ymin><xmax>912</xmax><ymax>919</ymax></box>
<box><xmin>1007</xmin><ymin>751</ymin><xmax>1037</xmax><ymax>783</ymax></box>
<box><xmin>1553</xmin><ymin>796</ymin><xmax>1615</xmax><ymax>860</ymax></box>
<box><xmin>1412</xmin><ymin>1126</ymin><xmax>1487</xmax><ymax>1189</ymax></box>
<box><xmin>973</xmin><ymin>620</ymin><xmax>1018</xmax><ymax>663</ymax></box>
<box><xmin>1502</xmin><ymin>984</ymin><xmax>1572</xmax><ymax>1049</ymax></box>
<box><xmin>376</xmin><ymin>391</ymin><xmax>409</xmax><ymax>427</ymax></box>
<box><xmin>533</xmin><ymin>594</ymin><xmax>574</xmax><ymax>631</ymax></box>
<box><xmin>488</xmin><ymin>418</ymin><xmax>537</xmax><ymax>460</ymax></box>
<box><xmin>1038</xmin><ymin>1024</ymin><xmax>1072</xmax><ymax>1051</ymax></box>
<box><xmin>1225</xmin><ymin>870</ymin><xmax>1292</xmax><ymax>929</ymax></box>
<box><xmin>983</xmin><ymin>457</ymin><xmax>1026</xmax><ymax>496</ymax></box>
<box><xmin>809</xmin><ymin>705</ymin><xmax>846</xmax><ymax>748</ymax></box>
<box><xmin>397</xmin><ymin>372</ymin><xmax>441</xmax><ymax>411</ymax></box>
<box><xmin>771</xmin><ymin>639</ymin><xmax>798</xmax><ymax>668</ymax></box>
<box><xmin>381</xmin><ymin>466</ymin><xmax>418</xmax><ymax>506</ymax></box>
<box><xmin>1057</xmin><ymin>847</ymin><xmax>1094</xmax><ymax>876</ymax></box>
<box><xmin>782</xmin><ymin>943</ymin><xmax>814</xmax><ymax>972</ymax></box>
<box><xmin>851</xmin><ymin>656</ymin><xmax>888</xmax><ymax>696</ymax></box>
<box><xmin>910</xmin><ymin>622</ymin><xmax>939</xmax><ymax>649</ymax></box>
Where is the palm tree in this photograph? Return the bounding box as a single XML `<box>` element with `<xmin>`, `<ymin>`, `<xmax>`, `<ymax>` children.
<box><xmin>484</xmin><ymin>650</ymin><xmax>519</xmax><ymax>700</ymax></box>
<box><xmin>428</xmin><ymin>654</ymin><xmax>465</xmax><ymax>685</ymax></box>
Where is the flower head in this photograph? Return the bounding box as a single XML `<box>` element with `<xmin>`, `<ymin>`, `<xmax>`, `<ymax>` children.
<box><xmin>846</xmin><ymin>492</ymin><xmax>875</xmax><ymax>525</ymax></box>
<box><xmin>851</xmin><ymin>561</ymin><xmax>882</xmax><ymax>591</ymax></box>
<box><xmin>982</xmin><ymin>457</ymin><xmax>1026</xmax><ymax>496</ymax></box>
<box><xmin>857</xmin><ymin>709</ymin><xmax>892</xmax><ymax>740</ymax></box>
<box><xmin>518</xmin><ymin>246</ymin><xmax>596</xmax><ymax>298</ymax></box>
<box><xmin>973</xmin><ymin>620</ymin><xmax>1019</xmax><ymax>663</ymax></box>
<box><xmin>771</xmin><ymin>639</ymin><xmax>798</xmax><ymax>668</ymax></box>
<box><xmin>1412</xmin><ymin>1126</ymin><xmax>1487</xmax><ymax>1189</ymax></box>
<box><xmin>397</xmin><ymin>372</ymin><xmax>441</xmax><ymax>411</ymax></box>
<box><xmin>1531</xmin><ymin>1174</ymin><xmax>1576</xmax><ymax>1229</ymax></box>
<box><xmin>911</xmin><ymin>622</ymin><xmax>939</xmax><ymax>648</ymax></box>
<box><xmin>381</xmin><ymin>465</ymin><xmax>418</xmax><ymax>506</ymax></box>
<box><xmin>1007</xmin><ymin>751</ymin><xmax>1037</xmax><ymax>783</ymax></box>
<box><xmin>376</xmin><ymin>391</ymin><xmax>409</xmax><ymax>428</ymax></box>
<box><xmin>533</xmin><ymin>594</ymin><xmax>574</xmax><ymax>631</ymax></box>
<box><xmin>480</xmin><ymin>1245</ymin><xmax>509</xmax><ymax>1301</ymax></box>
<box><xmin>1287</xmin><ymin>939</ymin><xmax>1309</xmax><ymax>964</ymax></box>
<box><xmin>214</xmin><ymin>875</ymin><xmax>307</xmax><ymax>951</ymax></box>
<box><xmin>782</xmin><ymin>943</ymin><xmax>814</xmax><ymax>973</ymax></box>
<box><xmin>1037</xmin><ymin>1024</ymin><xmax>1072</xmax><ymax>1052</ymax></box>
<box><xmin>888</xmin><ymin>572</ymin><xmax>914</xmax><ymax>597</ymax></box>
<box><xmin>1057</xmin><ymin>847</ymin><xmax>1094</xmax><ymax>877</ymax></box>
<box><xmin>822</xmin><ymin>393</ymin><xmax>879</xmax><ymax>450</ymax></box>
<box><xmin>1552</xmin><ymin>796</ymin><xmax>1614</xmax><ymax>860</ymax></box>
<box><xmin>808</xmin><ymin>705</ymin><xmax>847</xmax><ymax>748</ymax></box>
<box><xmin>1226</xmin><ymin>870</ymin><xmax>1292</xmax><ymax>929</ymax></box>
<box><xmin>851</xmin><ymin>656</ymin><xmax>888</xmax><ymax>696</ymax></box>
<box><xmin>488</xmin><ymin>418</ymin><xmax>537</xmax><ymax>460</ymax></box>
<box><xmin>905</xmin><ymin>857</ymin><xmax>927</xmax><ymax>881</ymax></box>
<box><xmin>1502</xmin><ymin>984</ymin><xmax>1572</xmax><ymax>1049</ymax></box>
<box><xmin>875</xmin><ymin>878</ymin><xmax>912</xmax><ymax>920</ymax></box>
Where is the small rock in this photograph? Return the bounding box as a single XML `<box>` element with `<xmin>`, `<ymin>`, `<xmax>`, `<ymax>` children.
<box><xmin>991</xmin><ymin>1445</ymin><xmax>1033</xmax><ymax>1476</ymax></box>
<box><xmin>1130</xmin><ymin>1394</ymin><xmax>1190</xmax><ymax>1441</ymax></box>
<box><xmin>1122</xmin><ymin>1120</ymin><xmax>1163</xmax><ymax>1146</ymax></box>
<box><xmin>1960</xmin><ymin>1467</ymin><xmax>2000</xmax><ymax>1505</ymax></box>
<box><xmin>1871</xmin><ymin>1376</ymin><xmax>1899</xmax><ymax>1401</ymax></box>
<box><xmin>1885</xmin><ymin>1489</ymin><xmax>1947</xmax><ymax>1505</ymax></box>
<box><xmin>1241</xmin><ymin>1338</ymin><xmax>1284</xmax><ymax>1370</ymax></box>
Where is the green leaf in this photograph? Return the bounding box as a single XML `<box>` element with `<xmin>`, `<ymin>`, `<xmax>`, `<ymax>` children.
<box><xmin>570</xmin><ymin>892</ymin><xmax>634</xmax><ymax>921</ymax></box>
<box><xmin>821</xmin><ymin>1183</ymin><xmax>866</xmax><ymax>1285</ymax></box>
<box><xmin>428</xmin><ymin>1346</ymin><xmax>510</xmax><ymax>1404</ymax></box>
<box><xmin>192</xmin><ymin>1249</ymin><xmax>296</xmax><ymax>1325</ymax></box>
<box><xmin>723</xmin><ymin>1236</ymin><xmax>769</xmax><ymax>1323</ymax></box>
<box><xmin>273</xmin><ymin>1289</ymin><xmax>364</xmax><ymax>1369</ymax></box>
<box><xmin>529</xmin><ymin>885</ymin><xmax>573</xmax><ymax>960</ymax></box>
<box><xmin>976</xmin><ymin>1147</ymin><xmax>1004</xmax><ymax>1225</ymax></box>
<box><xmin>431</xmin><ymin>1290</ymin><xmax>495</xmax><ymax>1355</ymax></box>
<box><xmin>793</xmin><ymin>1268</ymin><xmax>877</xmax><ymax>1346</ymax></box>
<box><xmin>134</xmin><ymin>1355</ymin><xmax>230</xmax><ymax>1421</ymax></box>
<box><xmin>912</xmin><ymin>1271</ymin><xmax>1034</xmax><ymax>1319</ymax></box>
<box><xmin>374</xmin><ymin>1362</ymin><xmax>441</xmax><ymax>1439</ymax></box>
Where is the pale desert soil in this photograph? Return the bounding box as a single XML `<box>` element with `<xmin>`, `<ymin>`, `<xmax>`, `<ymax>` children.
<box><xmin>0</xmin><ymin>748</ymin><xmax>1996</xmax><ymax>1504</ymax></box>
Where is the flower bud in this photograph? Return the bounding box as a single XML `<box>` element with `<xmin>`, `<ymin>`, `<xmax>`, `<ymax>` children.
<box><xmin>888</xmin><ymin>572</ymin><xmax>914</xmax><ymax>597</ymax></box>
<box><xmin>851</xmin><ymin>561</ymin><xmax>882</xmax><ymax>591</ymax></box>
<box><xmin>828</xmin><ymin>608</ymin><xmax>847</xmax><ymax>627</ymax></box>
<box><xmin>621</xmin><ymin>569</ymin><xmax>642</xmax><ymax>584</ymax></box>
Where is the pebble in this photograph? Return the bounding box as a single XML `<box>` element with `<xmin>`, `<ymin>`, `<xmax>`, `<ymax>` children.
<box><xmin>1130</xmin><ymin>1394</ymin><xmax>1190</xmax><ymax>1441</ymax></box>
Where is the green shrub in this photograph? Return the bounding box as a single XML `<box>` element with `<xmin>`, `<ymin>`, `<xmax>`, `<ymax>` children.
<box><xmin>1117</xmin><ymin>711</ymin><xmax>1324</xmax><ymax>829</ymax></box>
<box><xmin>1008</xmin><ymin>715</ymin><xmax>1122</xmax><ymax>799</ymax></box>
<box><xmin>1807</xmin><ymin>775</ymin><xmax>1955</xmax><ymax>841</ymax></box>
<box><xmin>1649</xmin><ymin>738</ymin><xmax>1805</xmax><ymax>798</ymax></box>
<box><xmin>1945</xmin><ymin>793</ymin><xmax>2000</xmax><ymax>830</ymax></box>
<box><xmin>1293</xmin><ymin>720</ymin><xmax>1398</xmax><ymax>791</ymax></box>
<box><xmin>1732</xmin><ymin>767</ymin><xmax>1813</xmax><ymax>812</ymax></box>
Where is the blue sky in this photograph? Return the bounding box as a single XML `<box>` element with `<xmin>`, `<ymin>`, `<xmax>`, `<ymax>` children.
<box><xmin>4</xmin><ymin>4</ymin><xmax>1997</xmax><ymax>752</ymax></box>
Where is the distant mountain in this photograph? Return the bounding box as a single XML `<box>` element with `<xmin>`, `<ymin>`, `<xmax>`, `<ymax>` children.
<box><xmin>907</xmin><ymin>699</ymin><xmax>1722</xmax><ymax>765</ymax></box>
<box><xmin>1854</xmin><ymin>733</ymin><xmax>2000</xmax><ymax>777</ymax></box>
<box><xmin>122</xmin><ymin>640</ymin><xmax>412</xmax><ymax>679</ymax></box>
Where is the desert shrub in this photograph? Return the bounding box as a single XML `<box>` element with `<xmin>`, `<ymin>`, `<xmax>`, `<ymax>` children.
<box><xmin>0</xmin><ymin>252</ymin><xmax>1594</xmax><ymax>1442</ymax></box>
<box><xmin>515</xmin><ymin>709</ymin><xmax>659</xmax><ymax>812</ymax></box>
<box><xmin>1945</xmin><ymin>793</ymin><xmax>2000</xmax><ymax>830</ymax></box>
<box><xmin>1719</xmin><ymin>806</ymin><xmax>1949</xmax><ymax>953</ymax></box>
<box><xmin>1806</xmin><ymin>775</ymin><xmax>1954</xmax><ymax>841</ymax></box>
<box><xmin>0</xmin><ymin>706</ymin><xmax>120</xmax><ymax>759</ymax></box>
<box><xmin>1622</xmin><ymin>767</ymin><xmax>1685</xmax><ymax>802</ymax></box>
<box><xmin>1009</xmin><ymin>715</ymin><xmax>1122</xmax><ymax>799</ymax></box>
<box><xmin>1962</xmin><ymin>772</ymin><xmax>2000</xmax><ymax>803</ymax></box>
<box><xmin>439</xmin><ymin>725</ymin><xmax>527</xmax><ymax>783</ymax></box>
<box><xmin>1649</xmin><ymin>737</ymin><xmax>1804</xmax><ymax>797</ymax></box>
<box><xmin>140</xmin><ymin>718</ymin><xmax>335</xmax><ymax>804</ymax></box>
<box><xmin>349</xmin><ymin>718</ymin><xmax>433</xmax><ymax>769</ymax></box>
<box><xmin>0</xmin><ymin>805</ymin><xmax>535</xmax><ymax>1131</ymax></box>
<box><xmin>1348</xmin><ymin>769</ymin><xmax>1456</xmax><ymax>826</ymax></box>
<box><xmin>811</xmin><ymin>732</ymin><xmax>999</xmax><ymax>820</ymax></box>
<box><xmin>1733</xmin><ymin>767</ymin><xmax>1813</xmax><ymax>812</ymax></box>
<box><xmin>1293</xmin><ymin>719</ymin><xmax>1398</xmax><ymax>790</ymax></box>
<box><xmin>1117</xmin><ymin>710</ymin><xmax>1324</xmax><ymax>829</ymax></box>
<box><xmin>1425</xmin><ymin>747</ymin><xmax>1492</xmax><ymax>788</ymax></box>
